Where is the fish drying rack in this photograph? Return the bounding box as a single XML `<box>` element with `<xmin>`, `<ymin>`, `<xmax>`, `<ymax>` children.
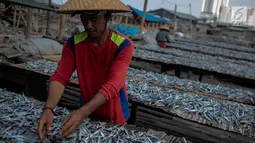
<box><xmin>0</xmin><ymin>61</ymin><xmax>254</xmax><ymax>143</ymax></box>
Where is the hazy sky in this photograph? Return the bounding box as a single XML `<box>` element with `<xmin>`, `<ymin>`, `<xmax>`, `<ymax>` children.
<box><xmin>53</xmin><ymin>0</ymin><xmax>255</xmax><ymax>17</ymax></box>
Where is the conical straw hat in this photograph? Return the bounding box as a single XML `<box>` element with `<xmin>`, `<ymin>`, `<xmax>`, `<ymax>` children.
<box><xmin>159</xmin><ymin>25</ymin><xmax>170</xmax><ymax>31</ymax></box>
<box><xmin>57</xmin><ymin>0</ymin><xmax>132</xmax><ymax>14</ymax></box>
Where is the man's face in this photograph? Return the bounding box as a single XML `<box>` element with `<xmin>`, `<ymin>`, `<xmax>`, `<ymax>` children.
<box><xmin>80</xmin><ymin>13</ymin><xmax>107</xmax><ymax>39</ymax></box>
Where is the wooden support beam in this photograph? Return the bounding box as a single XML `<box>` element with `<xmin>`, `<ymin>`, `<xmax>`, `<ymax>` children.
<box><xmin>118</xmin><ymin>15</ymin><xmax>123</xmax><ymax>24</ymax></box>
<box><xmin>46</xmin><ymin>0</ymin><xmax>52</xmax><ymax>35</ymax></box>
<box><xmin>173</xmin><ymin>4</ymin><xmax>177</xmax><ymax>33</ymax></box>
<box><xmin>16</xmin><ymin>8</ymin><xmax>21</xmax><ymax>28</ymax></box>
<box><xmin>175</xmin><ymin>68</ymin><xmax>181</xmax><ymax>78</ymax></box>
<box><xmin>31</xmin><ymin>15</ymin><xmax>38</xmax><ymax>34</ymax></box>
<box><xmin>127</xmin><ymin>101</ymin><xmax>139</xmax><ymax>125</ymax></box>
<box><xmin>0</xmin><ymin>5</ymin><xmax>12</xmax><ymax>16</ymax></box>
<box><xmin>25</xmin><ymin>8</ymin><xmax>32</xmax><ymax>39</ymax></box>
<box><xmin>125</xmin><ymin>16</ymin><xmax>128</xmax><ymax>24</ymax></box>
<box><xmin>20</xmin><ymin>11</ymin><xmax>27</xmax><ymax>27</ymax></box>
<box><xmin>13</xmin><ymin>6</ymin><xmax>16</xmax><ymax>28</ymax></box>
<box><xmin>58</xmin><ymin>14</ymin><xmax>66</xmax><ymax>40</ymax></box>
<box><xmin>199</xmin><ymin>72</ymin><xmax>204</xmax><ymax>82</ymax></box>
<box><xmin>140</xmin><ymin>0</ymin><xmax>148</xmax><ymax>34</ymax></box>
<box><xmin>56</xmin><ymin>15</ymin><xmax>60</xmax><ymax>35</ymax></box>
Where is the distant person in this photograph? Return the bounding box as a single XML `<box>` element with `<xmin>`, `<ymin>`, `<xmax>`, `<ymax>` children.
<box><xmin>156</xmin><ymin>25</ymin><xmax>175</xmax><ymax>48</ymax></box>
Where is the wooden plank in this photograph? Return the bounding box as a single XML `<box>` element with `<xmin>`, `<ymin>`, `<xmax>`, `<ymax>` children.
<box><xmin>130</xmin><ymin>59</ymin><xmax>162</xmax><ymax>73</ymax></box>
<box><xmin>59</xmin><ymin>97</ymin><xmax>79</xmax><ymax>105</ymax></box>
<box><xmin>137</xmin><ymin>115</ymin><xmax>226</xmax><ymax>143</ymax></box>
<box><xmin>136</xmin><ymin>118</ymin><xmax>203</xmax><ymax>143</ymax></box>
<box><xmin>132</xmin><ymin>103</ymin><xmax>255</xmax><ymax>143</ymax></box>
<box><xmin>147</xmin><ymin>129</ymin><xmax>167</xmax><ymax>140</ymax></box>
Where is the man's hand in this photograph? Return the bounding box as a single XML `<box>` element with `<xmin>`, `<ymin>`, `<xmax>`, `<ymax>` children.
<box><xmin>61</xmin><ymin>92</ymin><xmax>107</xmax><ymax>138</ymax></box>
<box><xmin>61</xmin><ymin>109</ymin><xmax>88</xmax><ymax>138</ymax></box>
<box><xmin>38</xmin><ymin>109</ymin><xmax>54</xmax><ymax>140</ymax></box>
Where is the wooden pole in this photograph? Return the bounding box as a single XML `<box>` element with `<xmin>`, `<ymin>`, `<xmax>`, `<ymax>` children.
<box><xmin>173</xmin><ymin>4</ymin><xmax>177</xmax><ymax>21</ymax></box>
<box><xmin>25</xmin><ymin>8</ymin><xmax>32</xmax><ymax>39</ymax></box>
<box><xmin>173</xmin><ymin>4</ymin><xmax>177</xmax><ymax>33</ymax></box>
<box><xmin>46</xmin><ymin>0</ymin><xmax>52</xmax><ymax>35</ymax></box>
<box><xmin>58</xmin><ymin>14</ymin><xmax>66</xmax><ymax>40</ymax></box>
<box><xmin>16</xmin><ymin>9</ymin><xmax>21</xmax><ymax>28</ymax></box>
<box><xmin>140</xmin><ymin>0</ymin><xmax>148</xmax><ymax>34</ymax></box>
<box><xmin>13</xmin><ymin>6</ymin><xmax>16</xmax><ymax>28</ymax></box>
<box><xmin>57</xmin><ymin>15</ymin><xmax>60</xmax><ymax>35</ymax></box>
<box><xmin>125</xmin><ymin>16</ymin><xmax>128</xmax><ymax>25</ymax></box>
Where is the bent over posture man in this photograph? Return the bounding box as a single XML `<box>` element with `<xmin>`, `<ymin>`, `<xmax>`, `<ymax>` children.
<box><xmin>38</xmin><ymin>0</ymin><xmax>134</xmax><ymax>139</ymax></box>
<box><xmin>156</xmin><ymin>25</ymin><xmax>174</xmax><ymax>48</ymax></box>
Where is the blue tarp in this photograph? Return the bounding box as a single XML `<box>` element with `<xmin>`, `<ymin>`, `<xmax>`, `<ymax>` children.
<box><xmin>109</xmin><ymin>25</ymin><xmax>140</xmax><ymax>36</ymax></box>
<box><xmin>128</xmin><ymin>5</ymin><xmax>172</xmax><ymax>23</ymax></box>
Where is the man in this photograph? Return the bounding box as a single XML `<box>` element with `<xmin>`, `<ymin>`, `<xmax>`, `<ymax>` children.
<box><xmin>156</xmin><ymin>25</ymin><xmax>175</xmax><ymax>48</ymax></box>
<box><xmin>37</xmin><ymin>0</ymin><xmax>134</xmax><ymax>140</ymax></box>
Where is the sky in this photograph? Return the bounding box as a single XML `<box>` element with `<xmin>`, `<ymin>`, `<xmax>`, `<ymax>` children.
<box><xmin>52</xmin><ymin>0</ymin><xmax>255</xmax><ymax>17</ymax></box>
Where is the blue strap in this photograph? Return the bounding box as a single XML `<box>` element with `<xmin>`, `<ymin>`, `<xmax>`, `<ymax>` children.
<box><xmin>67</xmin><ymin>36</ymin><xmax>76</xmax><ymax>68</ymax></box>
<box><xmin>68</xmin><ymin>36</ymin><xmax>75</xmax><ymax>55</ymax></box>
<box><xmin>114</xmin><ymin>39</ymin><xmax>130</xmax><ymax>58</ymax></box>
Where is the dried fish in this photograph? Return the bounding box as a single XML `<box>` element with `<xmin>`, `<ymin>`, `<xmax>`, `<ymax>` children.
<box><xmin>137</xmin><ymin>44</ymin><xmax>255</xmax><ymax>67</ymax></box>
<box><xmin>126</xmin><ymin>80</ymin><xmax>255</xmax><ymax>137</ymax></box>
<box><xmin>174</xmin><ymin>37</ymin><xmax>255</xmax><ymax>54</ymax></box>
<box><xmin>24</xmin><ymin>60</ymin><xmax>255</xmax><ymax>104</ymax></box>
<box><xmin>127</xmin><ymin>68</ymin><xmax>255</xmax><ymax>104</ymax></box>
<box><xmin>166</xmin><ymin>42</ymin><xmax>255</xmax><ymax>63</ymax></box>
<box><xmin>133</xmin><ymin>49</ymin><xmax>255</xmax><ymax>80</ymax></box>
<box><xmin>22</xmin><ymin>60</ymin><xmax>255</xmax><ymax>136</ymax></box>
<box><xmin>0</xmin><ymin>88</ymin><xmax>168</xmax><ymax>143</ymax></box>
<box><xmin>24</xmin><ymin>59</ymin><xmax>78</xmax><ymax>80</ymax></box>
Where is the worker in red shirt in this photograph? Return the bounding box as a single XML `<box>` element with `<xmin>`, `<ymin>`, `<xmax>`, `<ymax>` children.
<box><xmin>37</xmin><ymin>0</ymin><xmax>134</xmax><ymax>139</ymax></box>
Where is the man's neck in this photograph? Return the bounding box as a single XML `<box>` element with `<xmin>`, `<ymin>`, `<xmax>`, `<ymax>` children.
<box><xmin>91</xmin><ymin>28</ymin><xmax>110</xmax><ymax>47</ymax></box>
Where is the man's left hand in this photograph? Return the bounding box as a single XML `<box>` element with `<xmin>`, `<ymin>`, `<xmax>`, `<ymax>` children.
<box><xmin>61</xmin><ymin>109</ymin><xmax>88</xmax><ymax>138</ymax></box>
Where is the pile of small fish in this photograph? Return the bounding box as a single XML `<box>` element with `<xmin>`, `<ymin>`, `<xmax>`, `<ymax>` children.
<box><xmin>21</xmin><ymin>60</ymin><xmax>255</xmax><ymax>136</ymax></box>
<box><xmin>166</xmin><ymin>43</ymin><xmax>255</xmax><ymax>62</ymax></box>
<box><xmin>175</xmin><ymin>37</ymin><xmax>255</xmax><ymax>54</ymax></box>
<box><xmin>127</xmin><ymin>80</ymin><xmax>255</xmax><ymax>136</ymax></box>
<box><xmin>24</xmin><ymin>59</ymin><xmax>58</xmax><ymax>73</ymax></box>
<box><xmin>138</xmin><ymin>44</ymin><xmax>255</xmax><ymax>66</ymax></box>
<box><xmin>24</xmin><ymin>60</ymin><xmax>255</xmax><ymax>104</ymax></box>
<box><xmin>0</xmin><ymin>88</ymin><xmax>167</xmax><ymax>143</ymax></box>
<box><xmin>128</xmin><ymin>68</ymin><xmax>255</xmax><ymax>104</ymax></box>
<box><xmin>24</xmin><ymin>60</ymin><xmax>78</xmax><ymax>80</ymax></box>
<box><xmin>133</xmin><ymin>49</ymin><xmax>255</xmax><ymax>80</ymax></box>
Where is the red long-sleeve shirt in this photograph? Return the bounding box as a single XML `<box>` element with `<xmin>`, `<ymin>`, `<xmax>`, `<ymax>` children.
<box><xmin>50</xmin><ymin>29</ymin><xmax>134</xmax><ymax>124</ymax></box>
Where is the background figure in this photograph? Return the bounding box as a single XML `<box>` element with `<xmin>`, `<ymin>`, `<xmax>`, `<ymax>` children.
<box><xmin>156</xmin><ymin>25</ymin><xmax>175</xmax><ymax>48</ymax></box>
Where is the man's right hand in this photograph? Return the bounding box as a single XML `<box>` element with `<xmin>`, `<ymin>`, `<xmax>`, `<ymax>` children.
<box><xmin>37</xmin><ymin>109</ymin><xmax>54</xmax><ymax>140</ymax></box>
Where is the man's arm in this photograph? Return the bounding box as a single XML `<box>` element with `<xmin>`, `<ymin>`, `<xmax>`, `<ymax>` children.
<box><xmin>80</xmin><ymin>92</ymin><xmax>106</xmax><ymax>115</ymax></box>
<box><xmin>45</xmin><ymin>41</ymin><xmax>75</xmax><ymax>109</ymax></box>
<box><xmin>81</xmin><ymin>39</ymin><xmax>134</xmax><ymax>113</ymax></box>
